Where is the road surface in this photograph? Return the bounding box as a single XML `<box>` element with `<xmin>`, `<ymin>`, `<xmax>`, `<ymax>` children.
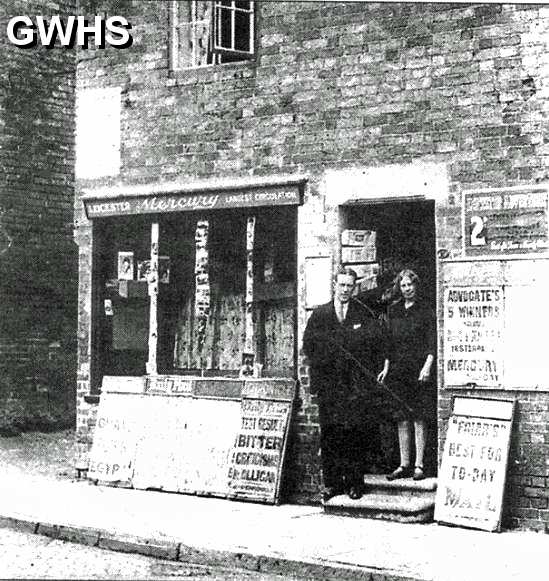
<box><xmin>0</xmin><ymin>527</ymin><xmax>301</xmax><ymax>580</ymax></box>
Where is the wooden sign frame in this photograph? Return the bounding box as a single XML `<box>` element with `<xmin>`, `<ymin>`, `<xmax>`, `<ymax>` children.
<box><xmin>435</xmin><ymin>396</ymin><xmax>515</xmax><ymax>532</ymax></box>
<box><xmin>443</xmin><ymin>285</ymin><xmax>505</xmax><ymax>388</ymax></box>
<box><xmin>462</xmin><ymin>186</ymin><xmax>549</xmax><ymax>257</ymax></box>
<box><xmin>87</xmin><ymin>376</ymin><xmax>295</xmax><ymax>505</ymax></box>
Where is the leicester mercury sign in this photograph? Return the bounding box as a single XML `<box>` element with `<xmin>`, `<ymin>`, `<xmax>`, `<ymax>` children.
<box><xmin>84</xmin><ymin>187</ymin><xmax>300</xmax><ymax>218</ymax></box>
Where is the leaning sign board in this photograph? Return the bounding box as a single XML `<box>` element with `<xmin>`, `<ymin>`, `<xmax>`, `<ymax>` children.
<box><xmin>88</xmin><ymin>376</ymin><xmax>295</xmax><ymax>504</ymax></box>
<box><xmin>227</xmin><ymin>380</ymin><xmax>294</xmax><ymax>503</ymax></box>
<box><xmin>435</xmin><ymin>397</ymin><xmax>515</xmax><ymax>532</ymax></box>
<box><xmin>87</xmin><ymin>377</ymin><xmax>148</xmax><ymax>483</ymax></box>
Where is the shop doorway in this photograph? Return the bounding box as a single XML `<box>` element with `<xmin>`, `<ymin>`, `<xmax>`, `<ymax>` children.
<box><xmin>341</xmin><ymin>199</ymin><xmax>438</xmax><ymax>476</ymax></box>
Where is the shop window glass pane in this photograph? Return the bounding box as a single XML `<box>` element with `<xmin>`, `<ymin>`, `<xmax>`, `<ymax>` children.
<box><xmin>94</xmin><ymin>216</ymin><xmax>151</xmax><ymax>382</ymax></box>
<box><xmin>171</xmin><ymin>212</ymin><xmax>247</xmax><ymax>373</ymax></box>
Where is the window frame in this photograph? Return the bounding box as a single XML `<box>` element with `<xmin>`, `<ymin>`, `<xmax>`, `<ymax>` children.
<box><xmin>170</xmin><ymin>0</ymin><xmax>255</xmax><ymax>71</ymax></box>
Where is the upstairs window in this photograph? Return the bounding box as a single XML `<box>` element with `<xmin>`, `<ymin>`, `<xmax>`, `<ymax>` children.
<box><xmin>171</xmin><ymin>1</ymin><xmax>255</xmax><ymax>70</ymax></box>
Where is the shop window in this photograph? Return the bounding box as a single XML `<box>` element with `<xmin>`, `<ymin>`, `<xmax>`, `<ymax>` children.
<box><xmin>91</xmin><ymin>205</ymin><xmax>296</xmax><ymax>392</ymax></box>
<box><xmin>168</xmin><ymin>208</ymin><xmax>296</xmax><ymax>377</ymax></box>
<box><xmin>91</xmin><ymin>216</ymin><xmax>151</xmax><ymax>386</ymax></box>
<box><xmin>170</xmin><ymin>0</ymin><xmax>255</xmax><ymax>70</ymax></box>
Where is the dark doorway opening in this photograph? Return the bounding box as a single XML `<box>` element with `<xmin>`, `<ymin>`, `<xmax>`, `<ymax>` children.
<box><xmin>340</xmin><ymin>199</ymin><xmax>438</xmax><ymax>477</ymax></box>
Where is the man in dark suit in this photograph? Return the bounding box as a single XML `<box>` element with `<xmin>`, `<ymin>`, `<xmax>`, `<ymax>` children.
<box><xmin>303</xmin><ymin>266</ymin><xmax>388</xmax><ymax>502</ymax></box>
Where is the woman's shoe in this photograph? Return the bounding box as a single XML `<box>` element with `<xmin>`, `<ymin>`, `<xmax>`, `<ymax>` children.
<box><xmin>413</xmin><ymin>466</ymin><xmax>425</xmax><ymax>481</ymax></box>
<box><xmin>386</xmin><ymin>466</ymin><xmax>412</xmax><ymax>481</ymax></box>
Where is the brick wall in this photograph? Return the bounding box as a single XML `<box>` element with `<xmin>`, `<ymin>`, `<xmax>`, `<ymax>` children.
<box><xmin>76</xmin><ymin>2</ymin><xmax>549</xmax><ymax>528</ymax></box>
<box><xmin>0</xmin><ymin>1</ymin><xmax>77</xmax><ymax>433</ymax></box>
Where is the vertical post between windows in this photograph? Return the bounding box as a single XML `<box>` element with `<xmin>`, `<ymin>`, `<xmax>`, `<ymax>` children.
<box><xmin>147</xmin><ymin>222</ymin><xmax>159</xmax><ymax>375</ymax></box>
<box><xmin>245</xmin><ymin>215</ymin><xmax>256</xmax><ymax>353</ymax></box>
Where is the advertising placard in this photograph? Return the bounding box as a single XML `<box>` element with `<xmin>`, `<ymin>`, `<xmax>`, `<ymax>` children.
<box><xmin>443</xmin><ymin>286</ymin><xmax>504</xmax><ymax>387</ymax></box>
<box><xmin>131</xmin><ymin>397</ymin><xmax>242</xmax><ymax>496</ymax></box>
<box><xmin>227</xmin><ymin>398</ymin><xmax>292</xmax><ymax>503</ymax></box>
<box><xmin>463</xmin><ymin>187</ymin><xmax>549</xmax><ymax>256</ymax></box>
<box><xmin>88</xmin><ymin>377</ymin><xmax>294</xmax><ymax>504</ymax></box>
<box><xmin>87</xmin><ymin>392</ymin><xmax>147</xmax><ymax>483</ymax></box>
<box><xmin>435</xmin><ymin>397</ymin><xmax>515</xmax><ymax>532</ymax></box>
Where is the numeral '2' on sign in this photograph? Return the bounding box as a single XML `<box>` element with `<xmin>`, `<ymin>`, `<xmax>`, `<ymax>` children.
<box><xmin>470</xmin><ymin>216</ymin><xmax>486</xmax><ymax>246</ymax></box>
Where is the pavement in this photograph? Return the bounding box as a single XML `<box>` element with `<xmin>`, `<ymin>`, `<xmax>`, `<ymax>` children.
<box><xmin>0</xmin><ymin>473</ymin><xmax>548</xmax><ymax>581</ymax></box>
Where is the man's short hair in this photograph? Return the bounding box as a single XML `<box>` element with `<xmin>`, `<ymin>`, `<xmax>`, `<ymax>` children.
<box><xmin>334</xmin><ymin>265</ymin><xmax>358</xmax><ymax>282</ymax></box>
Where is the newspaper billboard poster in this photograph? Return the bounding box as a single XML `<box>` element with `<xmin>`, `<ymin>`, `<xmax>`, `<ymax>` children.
<box><xmin>435</xmin><ymin>397</ymin><xmax>515</xmax><ymax>532</ymax></box>
<box><xmin>444</xmin><ymin>286</ymin><xmax>504</xmax><ymax>387</ymax></box>
<box><xmin>463</xmin><ymin>188</ymin><xmax>549</xmax><ymax>256</ymax></box>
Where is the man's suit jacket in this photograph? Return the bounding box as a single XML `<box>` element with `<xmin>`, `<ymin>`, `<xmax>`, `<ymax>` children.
<box><xmin>303</xmin><ymin>298</ymin><xmax>387</xmax><ymax>426</ymax></box>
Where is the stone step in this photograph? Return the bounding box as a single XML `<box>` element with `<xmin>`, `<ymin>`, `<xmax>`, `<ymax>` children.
<box><xmin>363</xmin><ymin>474</ymin><xmax>437</xmax><ymax>497</ymax></box>
<box><xmin>324</xmin><ymin>490</ymin><xmax>436</xmax><ymax>523</ymax></box>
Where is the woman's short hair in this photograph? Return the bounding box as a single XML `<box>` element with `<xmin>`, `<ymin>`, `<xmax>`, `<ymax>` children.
<box><xmin>395</xmin><ymin>268</ymin><xmax>420</xmax><ymax>295</ymax></box>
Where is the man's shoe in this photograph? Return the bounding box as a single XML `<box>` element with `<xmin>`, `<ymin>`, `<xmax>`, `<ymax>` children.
<box><xmin>386</xmin><ymin>465</ymin><xmax>412</xmax><ymax>481</ymax></box>
<box><xmin>322</xmin><ymin>485</ymin><xmax>344</xmax><ymax>503</ymax></box>
<box><xmin>348</xmin><ymin>485</ymin><xmax>363</xmax><ymax>500</ymax></box>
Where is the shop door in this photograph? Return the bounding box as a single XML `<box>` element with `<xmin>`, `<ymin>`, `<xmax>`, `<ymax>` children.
<box><xmin>341</xmin><ymin>199</ymin><xmax>437</xmax><ymax>475</ymax></box>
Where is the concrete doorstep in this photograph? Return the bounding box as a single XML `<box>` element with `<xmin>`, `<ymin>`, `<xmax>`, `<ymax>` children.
<box><xmin>324</xmin><ymin>476</ymin><xmax>437</xmax><ymax>523</ymax></box>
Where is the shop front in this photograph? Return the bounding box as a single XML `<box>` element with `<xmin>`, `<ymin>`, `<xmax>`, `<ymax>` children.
<box><xmin>79</xmin><ymin>178</ymin><xmax>305</xmax><ymax>503</ymax></box>
<box><xmin>76</xmin><ymin>163</ymin><xmax>549</xmax><ymax>529</ymax></box>
<box><xmin>76</xmin><ymin>164</ymin><xmax>447</xmax><ymax>511</ymax></box>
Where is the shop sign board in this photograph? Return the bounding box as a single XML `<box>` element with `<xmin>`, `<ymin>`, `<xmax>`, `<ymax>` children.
<box><xmin>84</xmin><ymin>187</ymin><xmax>300</xmax><ymax>218</ymax></box>
<box><xmin>131</xmin><ymin>397</ymin><xmax>242</xmax><ymax>496</ymax></box>
<box><xmin>87</xmin><ymin>377</ymin><xmax>295</xmax><ymax>504</ymax></box>
<box><xmin>463</xmin><ymin>187</ymin><xmax>549</xmax><ymax>256</ymax></box>
<box><xmin>145</xmin><ymin>375</ymin><xmax>193</xmax><ymax>395</ymax></box>
<box><xmin>87</xmin><ymin>392</ymin><xmax>147</xmax><ymax>483</ymax></box>
<box><xmin>435</xmin><ymin>397</ymin><xmax>515</xmax><ymax>532</ymax></box>
<box><xmin>227</xmin><ymin>399</ymin><xmax>291</xmax><ymax>503</ymax></box>
<box><xmin>443</xmin><ymin>286</ymin><xmax>504</xmax><ymax>387</ymax></box>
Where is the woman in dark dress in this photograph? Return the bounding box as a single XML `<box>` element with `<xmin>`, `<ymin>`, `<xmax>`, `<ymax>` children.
<box><xmin>378</xmin><ymin>269</ymin><xmax>436</xmax><ymax>481</ymax></box>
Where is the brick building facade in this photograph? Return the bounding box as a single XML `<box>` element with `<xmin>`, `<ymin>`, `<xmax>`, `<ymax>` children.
<box><xmin>76</xmin><ymin>2</ymin><xmax>549</xmax><ymax>530</ymax></box>
<box><xmin>0</xmin><ymin>1</ymin><xmax>77</xmax><ymax>432</ymax></box>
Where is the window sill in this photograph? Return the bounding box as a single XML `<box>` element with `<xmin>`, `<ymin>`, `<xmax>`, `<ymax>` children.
<box><xmin>167</xmin><ymin>59</ymin><xmax>256</xmax><ymax>87</ymax></box>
